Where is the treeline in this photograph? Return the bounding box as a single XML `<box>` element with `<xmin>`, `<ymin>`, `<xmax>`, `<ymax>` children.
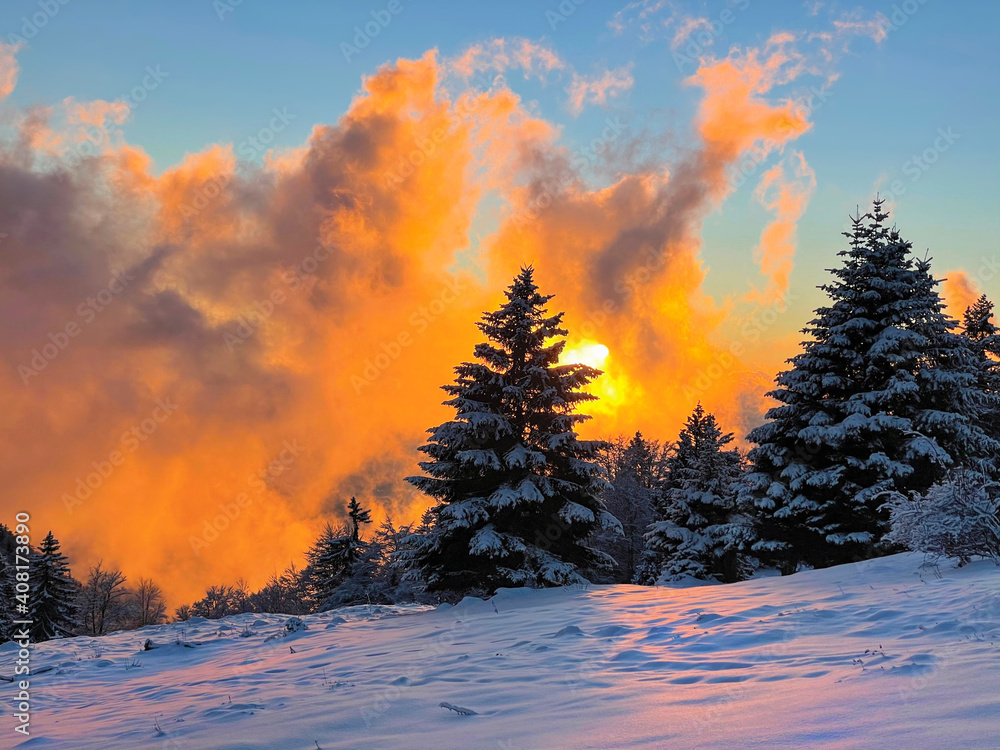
<box><xmin>179</xmin><ymin>200</ymin><xmax>998</xmax><ymax>616</ymax></box>
<box><xmin>0</xmin><ymin>528</ymin><xmax>168</xmax><ymax>643</ymax></box>
<box><xmin>6</xmin><ymin>199</ymin><xmax>998</xmax><ymax>633</ymax></box>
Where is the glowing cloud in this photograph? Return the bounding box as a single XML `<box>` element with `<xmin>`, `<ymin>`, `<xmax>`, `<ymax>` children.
<box><xmin>942</xmin><ymin>270</ymin><xmax>982</xmax><ymax>321</ymax></box>
<box><xmin>748</xmin><ymin>151</ymin><xmax>817</xmax><ymax>303</ymax></box>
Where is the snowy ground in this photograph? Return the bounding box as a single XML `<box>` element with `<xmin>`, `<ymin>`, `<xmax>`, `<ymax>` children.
<box><xmin>3</xmin><ymin>553</ymin><xmax>999</xmax><ymax>749</ymax></box>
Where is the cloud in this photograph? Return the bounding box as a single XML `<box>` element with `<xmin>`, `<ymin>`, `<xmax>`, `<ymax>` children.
<box><xmin>450</xmin><ymin>38</ymin><xmax>565</xmax><ymax>80</ymax></box>
<box><xmin>941</xmin><ymin>270</ymin><xmax>981</xmax><ymax>321</ymax></box>
<box><xmin>608</xmin><ymin>0</ymin><xmax>669</xmax><ymax>38</ymax></box>
<box><xmin>671</xmin><ymin>16</ymin><xmax>714</xmax><ymax>50</ymax></box>
<box><xmin>0</xmin><ymin>41</ymin><xmax>20</xmax><ymax>102</ymax></box>
<box><xmin>566</xmin><ymin>65</ymin><xmax>635</xmax><ymax>115</ymax></box>
<box><xmin>832</xmin><ymin>11</ymin><xmax>889</xmax><ymax>45</ymax></box>
<box><xmin>748</xmin><ymin>151</ymin><xmax>817</xmax><ymax>304</ymax></box>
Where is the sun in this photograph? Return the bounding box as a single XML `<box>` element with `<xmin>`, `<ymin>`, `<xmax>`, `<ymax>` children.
<box><xmin>561</xmin><ymin>341</ymin><xmax>610</xmax><ymax>369</ymax></box>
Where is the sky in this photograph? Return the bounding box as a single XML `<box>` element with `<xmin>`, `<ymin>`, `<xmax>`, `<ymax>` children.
<box><xmin>1</xmin><ymin>0</ymin><xmax>997</xmax><ymax>605</ymax></box>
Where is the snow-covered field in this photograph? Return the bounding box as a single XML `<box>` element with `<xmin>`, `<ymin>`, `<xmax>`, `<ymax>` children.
<box><xmin>4</xmin><ymin>553</ymin><xmax>999</xmax><ymax>749</ymax></box>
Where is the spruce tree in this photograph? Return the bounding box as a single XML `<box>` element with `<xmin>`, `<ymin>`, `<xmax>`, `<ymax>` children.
<box><xmin>596</xmin><ymin>432</ymin><xmax>665</xmax><ymax>584</ymax></box>
<box><xmin>302</xmin><ymin>522</ymin><xmax>350</xmax><ymax>609</ymax></box>
<box><xmin>344</xmin><ymin>497</ymin><xmax>372</xmax><ymax>565</ymax></box>
<box><xmin>909</xmin><ymin>265</ymin><xmax>999</xmax><ymax>479</ymax></box>
<box><xmin>0</xmin><ymin>554</ymin><xmax>15</xmax><ymax>642</ymax></box>
<box><xmin>962</xmin><ymin>294</ymin><xmax>1000</xmax><ymax>454</ymax></box>
<box><xmin>745</xmin><ymin>200</ymin><xmax>999</xmax><ymax>572</ymax></box>
<box><xmin>406</xmin><ymin>267</ymin><xmax>618</xmax><ymax>596</ymax></box>
<box><xmin>29</xmin><ymin>532</ymin><xmax>80</xmax><ymax>641</ymax></box>
<box><xmin>963</xmin><ymin>294</ymin><xmax>999</xmax><ymax>351</ymax></box>
<box><xmin>644</xmin><ymin>404</ymin><xmax>749</xmax><ymax>583</ymax></box>
<box><xmin>303</xmin><ymin>498</ymin><xmax>374</xmax><ymax>610</ymax></box>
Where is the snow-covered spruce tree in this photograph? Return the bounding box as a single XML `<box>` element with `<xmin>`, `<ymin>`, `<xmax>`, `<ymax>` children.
<box><xmin>644</xmin><ymin>404</ymin><xmax>751</xmax><ymax>583</ymax></box>
<box><xmin>302</xmin><ymin>522</ymin><xmax>351</xmax><ymax>609</ymax></box>
<box><xmin>0</xmin><ymin>555</ymin><xmax>15</xmax><ymax>642</ymax></box>
<box><xmin>405</xmin><ymin>267</ymin><xmax>619</xmax><ymax>596</ymax></box>
<box><xmin>962</xmin><ymin>294</ymin><xmax>1000</xmax><ymax>451</ymax></box>
<box><xmin>0</xmin><ymin>525</ymin><xmax>15</xmax><ymax>642</ymax></box>
<box><xmin>883</xmin><ymin>470</ymin><xmax>1000</xmax><ymax>565</ymax></box>
<box><xmin>745</xmin><ymin>200</ymin><xmax>1000</xmax><ymax>572</ymax></box>
<box><xmin>343</xmin><ymin>497</ymin><xmax>372</xmax><ymax>565</ymax></box>
<box><xmin>304</xmin><ymin>498</ymin><xmax>376</xmax><ymax>610</ymax></box>
<box><xmin>393</xmin><ymin>508</ymin><xmax>434</xmax><ymax>592</ymax></box>
<box><xmin>963</xmin><ymin>294</ymin><xmax>999</xmax><ymax>351</ymax></box>
<box><xmin>29</xmin><ymin>531</ymin><xmax>80</xmax><ymax>642</ymax></box>
<box><xmin>592</xmin><ymin>432</ymin><xmax>665</xmax><ymax>584</ymax></box>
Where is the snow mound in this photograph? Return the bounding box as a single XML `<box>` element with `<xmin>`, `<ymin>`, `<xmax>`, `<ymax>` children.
<box><xmin>4</xmin><ymin>553</ymin><xmax>999</xmax><ymax>748</ymax></box>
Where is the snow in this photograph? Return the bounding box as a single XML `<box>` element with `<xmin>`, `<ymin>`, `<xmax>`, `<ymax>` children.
<box><xmin>5</xmin><ymin>553</ymin><xmax>999</xmax><ymax>748</ymax></box>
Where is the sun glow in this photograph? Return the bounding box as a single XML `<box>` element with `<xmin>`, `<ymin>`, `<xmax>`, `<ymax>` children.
<box><xmin>561</xmin><ymin>341</ymin><xmax>610</xmax><ymax>370</ymax></box>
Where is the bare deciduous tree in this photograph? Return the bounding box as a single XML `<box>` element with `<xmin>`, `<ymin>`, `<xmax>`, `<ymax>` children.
<box><xmin>78</xmin><ymin>561</ymin><xmax>129</xmax><ymax>636</ymax></box>
<box><xmin>129</xmin><ymin>577</ymin><xmax>168</xmax><ymax>628</ymax></box>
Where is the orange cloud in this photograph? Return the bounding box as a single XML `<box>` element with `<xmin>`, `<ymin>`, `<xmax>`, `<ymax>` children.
<box><xmin>748</xmin><ymin>151</ymin><xmax>816</xmax><ymax>303</ymax></box>
<box><xmin>942</xmin><ymin>270</ymin><xmax>981</xmax><ymax>321</ymax></box>
<box><xmin>685</xmin><ymin>37</ymin><xmax>813</xmax><ymax>202</ymax></box>
<box><xmin>0</xmin><ymin>41</ymin><xmax>20</xmax><ymax>102</ymax></box>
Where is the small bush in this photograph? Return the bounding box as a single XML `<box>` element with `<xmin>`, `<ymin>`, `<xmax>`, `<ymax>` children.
<box><xmin>883</xmin><ymin>471</ymin><xmax>1000</xmax><ymax>565</ymax></box>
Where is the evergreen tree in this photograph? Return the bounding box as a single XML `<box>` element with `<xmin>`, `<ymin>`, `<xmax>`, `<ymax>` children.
<box><xmin>250</xmin><ymin>563</ymin><xmax>308</xmax><ymax>615</ymax></box>
<box><xmin>344</xmin><ymin>497</ymin><xmax>372</xmax><ymax>565</ymax></box>
<box><xmin>745</xmin><ymin>200</ymin><xmax>1000</xmax><ymax>572</ymax></box>
<box><xmin>962</xmin><ymin>294</ymin><xmax>1000</xmax><ymax>453</ymax></box>
<box><xmin>595</xmin><ymin>432</ymin><xmax>665</xmax><ymax>584</ymax></box>
<box><xmin>963</xmin><ymin>294</ymin><xmax>999</xmax><ymax>351</ymax></box>
<box><xmin>909</xmin><ymin>265</ymin><xmax>999</xmax><ymax>479</ymax></box>
<box><xmin>406</xmin><ymin>267</ymin><xmax>619</xmax><ymax>596</ymax></box>
<box><xmin>302</xmin><ymin>522</ymin><xmax>351</xmax><ymax>608</ymax></box>
<box><xmin>0</xmin><ymin>554</ymin><xmax>15</xmax><ymax>642</ymax></box>
<box><xmin>302</xmin><ymin>498</ymin><xmax>374</xmax><ymax>610</ymax></box>
<box><xmin>29</xmin><ymin>532</ymin><xmax>80</xmax><ymax>641</ymax></box>
<box><xmin>645</xmin><ymin>404</ymin><xmax>750</xmax><ymax>583</ymax></box>
<box><xmin>0</xmin><ymin>526</ymin><xmax>15</xmax><ymax>642</ymax></box>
